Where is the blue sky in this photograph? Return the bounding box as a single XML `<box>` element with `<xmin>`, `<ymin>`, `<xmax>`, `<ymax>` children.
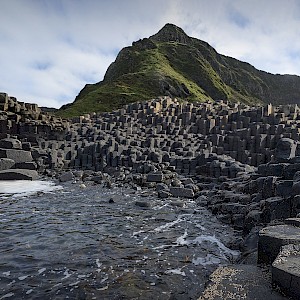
<box><xmin>1</xmin><ymin>0</ymin><xmax>300</xmax><ymax>108</ymax></box>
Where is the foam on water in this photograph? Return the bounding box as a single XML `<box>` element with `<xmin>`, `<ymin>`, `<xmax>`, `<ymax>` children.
<box><xmin>0</xmin><ymin>180</ymin><xmax>62</xmax><ymax>198</ymax></box>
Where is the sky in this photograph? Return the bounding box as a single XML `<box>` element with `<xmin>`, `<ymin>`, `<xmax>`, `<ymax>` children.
<box><xmin>1</xmin><ymin>0</ymin><xmax>300</xmax><ymax>109</ymax></box>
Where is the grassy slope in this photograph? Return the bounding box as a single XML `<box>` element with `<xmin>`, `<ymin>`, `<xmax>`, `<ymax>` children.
<box><xmin>57</xmin><ymin>29</ymin><xmax>300</xmax><ymax>117</ymax></box>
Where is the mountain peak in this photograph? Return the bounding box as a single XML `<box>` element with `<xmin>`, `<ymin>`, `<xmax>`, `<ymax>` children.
<box><xmin>150</xmin><ymin>23</ymin><xmax>190</xmax><ymax>44</ymax></box>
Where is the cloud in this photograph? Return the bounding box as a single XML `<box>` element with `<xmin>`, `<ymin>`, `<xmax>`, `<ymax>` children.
<box><xmin>0</xmin><ymin>0</ymin><xmax>300</xmax><ymax>108</ymax></box>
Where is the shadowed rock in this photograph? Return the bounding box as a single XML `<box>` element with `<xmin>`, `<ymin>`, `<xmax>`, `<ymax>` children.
<box><xmin>0</xmin><ymin>169</ymin><xmax>38</xmax><ymax>180</ymax></box>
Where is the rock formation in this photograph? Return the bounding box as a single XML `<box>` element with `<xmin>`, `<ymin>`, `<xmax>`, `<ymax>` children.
<box><xmin>1</xmin><ymin>92</ymin><xmax>300</xmax><ymax>297</ymax></box>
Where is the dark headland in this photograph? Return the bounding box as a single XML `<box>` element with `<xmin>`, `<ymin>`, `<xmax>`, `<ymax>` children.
<box><xmin>1</xmin><ymin>24</ymin><xmax>300</xmax><ymax>299</ymax></box>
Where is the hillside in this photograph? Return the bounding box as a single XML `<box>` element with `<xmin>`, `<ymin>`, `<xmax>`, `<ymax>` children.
<box><xmin>58</xmin><ymin>23</ymin><xmax>300</xmax><ymax>117</ymax></box>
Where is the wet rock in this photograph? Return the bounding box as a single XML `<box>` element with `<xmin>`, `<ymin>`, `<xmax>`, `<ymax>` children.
<box><xmin>170</xmin><ymin>200</ymin><xmax>185</xmax><ymax>207</ymax></box>
<box><xmin>59</xmin><ymin>171</ymin><xmax>73</xmax><ymax>182</ymax></box>
<box><xmin>135</xmin><ymin>200</ymin><xmax>152</xmax><ymax>208</ymax></box>
<box><xmin>0</xmin><ymin>169</ymin><xmax>38</xmax><ymax>180</ymax></box>
<box><xmin>199</xmin><ymin>265</ymin><xmax>286</xmax><ymax>300</ymax></box>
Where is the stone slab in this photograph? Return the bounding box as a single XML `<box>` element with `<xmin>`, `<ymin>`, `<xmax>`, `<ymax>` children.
<box><xmin>199</xmin><ymin>265</ymin><xmax>287</xmax><ymax>299</ymax></box>
<box><xmin>0</xmin><ymin>148</ymin><xmax>33</xmax><ymax>163</ymax></box>
<box><xmin>169</xmin><ymin>187</ymin><xmax>194</xmax><ymax>198</ymax></box>
<box><xmin>0</xmin><ymin>169</ymin><xmax>38</xmax><ymax>180</ymax></box>
<box><xmin>285</xmin><ymin>218</ymin><xmax>300</xmax><ymax>227</ymax></box>
<box><xmin>272</xmin><ymin>244</ymin><xmax>300</xmax><ymax>299</ymax></box>
<box><xmin>0</xmin><ymin>158</ymin><xmax>15</xmax><ymax>171</ymax></box>
<box><xmin>258</xmin><ymin>225</ymin><xmax>300</xmax><ymax>265</ymax></box>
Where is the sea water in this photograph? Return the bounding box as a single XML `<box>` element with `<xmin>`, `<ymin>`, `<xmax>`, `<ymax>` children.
<box><xmin>0</xmin><ymin>180</ymin><xmax>62</xmax><ymax>198</ymax></box>
<box><xmin>0</xmin><ymin>181</ymin><xmax>239</xmax><ymax>299</ymax></box>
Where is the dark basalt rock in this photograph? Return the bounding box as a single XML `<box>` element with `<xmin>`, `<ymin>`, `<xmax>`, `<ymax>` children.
<box><xmin>0</xmin><ymin>169</ymin><xmax>38</xmax><ymax>180</ymax></box>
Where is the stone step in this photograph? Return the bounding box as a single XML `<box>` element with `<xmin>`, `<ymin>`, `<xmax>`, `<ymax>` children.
<box><xmin>258</xmin><ymin>224</ymin><xmax>300</xmax><ymax>265</ymax></box>
<box><xmin>272</xmin><ymin>244</ymin><xmax>300</xmax><ymax>299</ymax></box>
<box><xmin>285</xmin><ymin>218</ymin><xmax>300</xmax><ymax>227</ymax></box>
<box><xmin>199</xmin><ymin>265</ymin><xmax>287</xmax><ymax>299</ymax></box>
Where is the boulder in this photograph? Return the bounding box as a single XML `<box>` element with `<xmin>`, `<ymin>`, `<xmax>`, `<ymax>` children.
<box><xmin>0</xmin><ymin>148</ymin><xmax>32</xmax><ymax>163</ymax></box>
<box><xmin>169</xmin><ymin>187</ymin><xmax>194</xmax><ymax>198</ymax></box>
<box><xmin>0</xmin><ymin>169</ymin><xmax>38</xmax><ymax>180</ymax></box>
<box><xmin>146</xmin><ymin>171</ymin><xmax>164</xmax><ymax>182</ymax></box>
<box><xmin>0</xmin><ymin>158</ymin><xmax>15</xmax><ymax>171</ymax></box>
<box><xmin>59</xmin><ymin>171</ymin><xmax>73</xmax><ymax>182</ymax></box>
<box><xmin>0</xmin><ymin>138</ymin><xmax>22</xmax><ymax>149</ymax></box>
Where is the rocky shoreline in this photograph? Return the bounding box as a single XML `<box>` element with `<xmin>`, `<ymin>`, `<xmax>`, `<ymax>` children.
<box><xmin>1</xmin><ymin>92</ymin><xmax>300</xmax><ymax>298</ymax></box>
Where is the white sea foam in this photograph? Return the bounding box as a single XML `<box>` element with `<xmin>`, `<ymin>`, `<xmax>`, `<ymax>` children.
<box><xmin>190</xmin><ymin>235</ymin><xmax>240</xmax><ymax>258</ymax></box>
<box><xmin>192</xmin><ymin>254</ymin><xmax>222</xmax><ymax>266</ymax></box>
<box><xmin>175</xmin><ymin>229</ymin><xmax>188</xmax><ymax>245</ymax></box>
<box><xmin>165</xmin><ymin>268</ymin><xmax>186</xmax><ymax>276</ymax></box>
<box><xmin>0</xmin><ymin>293</ymin><xmax>15</xmax><ymax>299</ymax></box>
<box><xmin>25</xmin><ymin>289</ymin><xmax>33</xmax><ymax>295</ymax></box>
<box><xmin>38</xmin><ymin>268</ymin><xmax>46</xmax><ymax>275</ymax></box>
<box><xmin>153</xmin><ymin>215</ymin><xmax>187</xmax><ymax>233</ymax></box>
<box><xmin>0</xmin><ymin>180</ymin><xmax>62</xmax><ymax>198</ymax></box>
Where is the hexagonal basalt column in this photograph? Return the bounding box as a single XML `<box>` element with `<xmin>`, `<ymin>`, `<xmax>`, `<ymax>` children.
<box><xmin>258</xmin><ymin>224</ymin><xmax>300</xmax><ymax>265</ymax></box>
<box><xmin>272</xmin><ymin>244</ymin><xmax>300</xmax><ymax>299</ymax></box>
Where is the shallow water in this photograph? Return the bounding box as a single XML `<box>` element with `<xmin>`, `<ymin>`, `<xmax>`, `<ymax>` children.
<box><xmin>0</xmin><ymin>181</ymin><xmax>239</xmax><ymax>299</ymax></box>
<box><xmin>0</xmin><ymin>180</ymin><xmax>62</xmax><ymax>198</ymax></box>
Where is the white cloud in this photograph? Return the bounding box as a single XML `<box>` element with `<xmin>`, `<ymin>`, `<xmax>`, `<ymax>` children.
<box><xmin>0</xmin><ymin>0</ymin><xmax>300</xmax><ymax>108</ymax></box>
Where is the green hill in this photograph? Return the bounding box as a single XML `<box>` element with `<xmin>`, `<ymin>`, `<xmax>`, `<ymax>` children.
<box><xmin>58</xmin><ymin>23</ymin><xmax>300</xmax><ymax>117</ymax></box>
